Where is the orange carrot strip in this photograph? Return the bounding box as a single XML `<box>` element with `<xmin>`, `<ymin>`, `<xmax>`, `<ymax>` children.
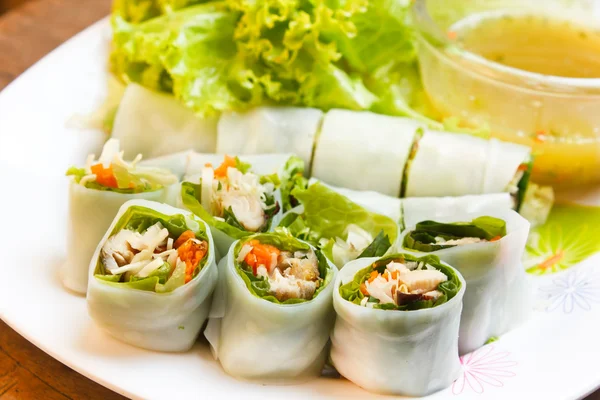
<box><xmin>91</xmin><ymin>163</ymin><xmax>118</xmax><ymax>188</ymax></box>
<box><xmin>368</xmin><ymin>271</ymin><xmax>379</xmax><ymax>283</ymax></box>
<box><xmin>177</xmin><ymin>239</ymin><xmax>208</xmax><ymax>283</ymax></box>
<box><xmin>174</xmin><ymin>230</ymin><xmax>196</xmax><ymax>249</ymax></box>
<box><xmin>490</xmin><ymin>236</ymin><xmax>503</xmax><ymax>242</ymax></box>
<box><xmin>214</xmin><ymin>155</ymin><xmax>236</xmax><ymax>178</ymax></box>
<box><xmin>360</xmin><ymin>283</ymin><xmax>369</xmax><ymax>296</ymax></box>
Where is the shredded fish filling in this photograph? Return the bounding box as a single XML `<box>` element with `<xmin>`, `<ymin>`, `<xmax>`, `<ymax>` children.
<box><xmin>101</xmin><ymin>223</ymin><xmax>208</xmax><ymax>284</ymax></box>
<box><xmin>360</xmin><ymin>260</ymin><xmax>447</xmax><ymax>308</ymax></box>
<box><xmin>238</xmin><ymin>240</ymin><xmax>321</xmax><ymax>301</ymax></box>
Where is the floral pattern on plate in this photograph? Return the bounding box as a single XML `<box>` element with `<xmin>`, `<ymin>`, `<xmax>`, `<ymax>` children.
<box><xmin>538</xmin><ymin>266</ymin><xmax>600</xmax><ymax>313</ymax></box>
<box><xmin>525</xmin><ymin>203</ymin><xmax>600</xmax><ymax>275</ymax></box>
<box><xmin>452</xmin><ymin>345</ymin><xmax>517</xmax><ymax>395</ymax></box>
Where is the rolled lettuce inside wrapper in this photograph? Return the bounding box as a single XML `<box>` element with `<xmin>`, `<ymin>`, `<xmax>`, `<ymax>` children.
<box><xmin>204</xmin><ymin>233</ymin><xmax>336</xmax><ymax>383</ymax></box>
<box><xmin>400</xmin><ymin>193</ymin><xmax>513</xmax><ymax>230</ymax></box>
<box><xmin>331</xmin><ymin>254</ymin><xmax>465</xmax><ymax>396</ymax></box>
<box><xmin>111</xmin><ymin>83</ymin><xmax>218</xmax><ymax>159</ymax></box>
<box><xmin>400</xmin><ymin>209</ymin><xmax>531</xmax><ymax>354</ymax></box>
<box><xmin>63</xmin><ymin>139</ymin><xmax>178</xmax><ymax>294</ymax></box>
<box><xmin>216</xmin><ymin>107</ymin><xmax>323</xmax><ymax>169</ymax></box>
<box><xmin>279</xmin><ymin>182</ymin><xmax>399</xmax><ymax>268</ymax></box>
<box><xmin>181</xmin><ymin>155</ymin><xmax>284</xmax><ymax>258</ymax></box>
<box><xmin>312</xmin><ymin>109</ymin><xmax>422</xmax><ymax>197</ymax></box>
<box><xmin>87</xmin><ymin>199</ymin><xmax>218</xmax><ymax>352</ymax></box>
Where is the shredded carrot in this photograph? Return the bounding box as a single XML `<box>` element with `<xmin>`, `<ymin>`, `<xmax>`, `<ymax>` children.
<box><xmin>490</xmin><ymin>236</ymin><xmax>503</xmax><ymax>242</ymax></box>
<box><xmin>538</xmin><ymin>251</ymin><xmax>564</xmax><ymax>270</ymax></box>
<box><xmin>360</xmin><ymin>283</ymin><xmax>369</xmax><ymax>296</ymax></box>
<box><xmin>91</xmin><ymin>163</ymin><xmax>118</xmax><ymax>188</ymax></box>
<box><xmin>517</xmin><ymin>163</ymin><xmax>529</xmax><ymax>171</ymax></box>
<box><xmin>174</xmin><ymin>230</ymin><xmax>196</xmax><ymax>249</ymax></box>
<box><xmin>244</xmin><ymin>241</ymin><xmax>281</xmax><ymax>275</ymax></box>
<box><xmin>447</xmin><ymin>30</ymin><xmax>457</xmax><ymax>40</ymax></box>
<box><xmin>391</xmin><ymin>270</ymin><xmax>399</xmax><ymax>280</ymax></box>
<box><xmin>177</xmin><ymin>239</ymin><xmax>208</xmax><ymax>283</ymax></box>
<box><xmin>368</xmin><ymin>271</ymin><xmax>379</xmax><ymax>283</ymax></box>
<box><xmin>205</xmin><ymin>162</ymin><xmax>213</xmax><ymax>168</ymax></box>
<box><xmin>214</xmin><ymin>155</ymin><xmax>236</xmax><ymax>178</ymax></box>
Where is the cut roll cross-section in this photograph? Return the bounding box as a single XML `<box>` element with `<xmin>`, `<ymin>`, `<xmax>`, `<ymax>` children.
<box><xmin>311</xmin><ymin>109</ymin><xmax>424</xmax><ymax>197</ymax></box>
<box><xmin>181</xmin><ymin>155</ymin><xmax>283</xmax><ymax>257</ymax></box>
<box><xmin>87</xmin><ymin>200</ymin><xmax>218</xmax><ymax>352</ymax></box>
<box><xmin>205</xmin><ymin>232</ymin><xmax>336</xmax><ymax>383</ymax></box>
<box><xmin>400</xmin><ymin>209</ymin><xmax>532</xmax><ymax>354</ymax></box>
<box><xmin>63</xmin><ymin>139</ymin><xmax>178</xmax><ymax>294</ymax></box>
<box><xmin>331</xmin><ymin>253</ymin><xmax>465</xmax><ymax>396</ymax></box>
<box><xmin>278</xmin><ymin>181</ymin><xmax>399</xmax><ymax>268</ymax></box>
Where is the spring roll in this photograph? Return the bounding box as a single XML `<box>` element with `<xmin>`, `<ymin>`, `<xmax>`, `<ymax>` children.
<box><xmin>216</xmin><ymin>107</ymin><xmax>323</xmax><ymax>169</ymax></box>
<box><xmin>63</xmin><ymin>139</ymin><xmax>178</xmax><ymax>294</ymax></box>
<box><xmin>331</xmin><ymin>253</ymin><xmax>465</xmax><ymax>396</ymax></box>
<box><xmin>180</xmin><ymin>155</ymin><xmax>283</xmax><ymax>258</ymax></box>
<box><xmin>111</xmin><ymin>83</ymin><xmax>217</xmax><ymax>158</ymax></box>
<box><xmin>184</xmin><ymin>152</ymin><xmax>294</xmax><ymax>179</ymax></box>
<box><xmin>204</xmin><ymin>232</ymin><xmax>336</xmax><ymax>382</ymax></box>
<box><xmin>400</xmin><ymin>209</ymin><xmax>531</xmax><ymax>354</ymax></box>
<box><xmin>87</xmin><ymin>199</ymin><xmax>217</xmax><ymax>352</ymax></box>
<box><xmin>279</xmin><ymin>182</ymin><xmax>399</xmax><ymax>268</ymax></box>
<box><xmin>312</xmin><ymin>109</ymin><xmax>423</xmax><ymax>196</ymax></box>
<box><xmin>405</xmin><ymin>130</ymin><xmax>533</xmax><ymax>203</ymax></box>
<box><xmin>400</xmin><ymin>193</ymin><xmax>513</xmax><ymax>230</ymax></box>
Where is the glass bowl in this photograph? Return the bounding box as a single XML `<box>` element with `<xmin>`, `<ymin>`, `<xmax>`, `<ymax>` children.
<box><xmin>413</xmin><ymin>0</ymin><xmax>600</xmax><ymax>188</ymax></box>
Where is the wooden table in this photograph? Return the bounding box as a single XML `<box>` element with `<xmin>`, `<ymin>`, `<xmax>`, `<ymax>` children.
<box><xmin>0</xmin><ymin>1</ymin><xmax>599</xmax><ymax>399</ymax></box>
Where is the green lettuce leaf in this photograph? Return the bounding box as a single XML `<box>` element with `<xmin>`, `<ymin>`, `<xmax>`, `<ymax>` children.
<box><xmin>403</xmin><ymin>216</ymin><xmax>507</xmax><ymax>252</ymax></box>
<box><xmin>110</xmin><ymin>0</ymin><xmax>437</xmax><ymax>121</ymax></box>
<box><xmin>357</xmin><ymin>230</ymin><xmax>392</xmax><ymax>258</ymax></box>
<box><xmin>233</xmin><ymin>233</ymin><xmax>334</xmax><ymax>304</ymax></box>
<box><xmin>339</xmin><ymin>253</ymin><xmax>462</xmax><ymax>310</ymax></box>
<box><xmin>279</xmin><ymin>156</ymin><xmax>308</xmax><ymax>212</ymax></box>
<box><xmin>287</xmin><ymin>182</ymin><xmax>398</xmax><ymax>244</ymax></box>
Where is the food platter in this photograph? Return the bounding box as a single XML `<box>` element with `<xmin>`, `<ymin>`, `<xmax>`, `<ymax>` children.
<box><xmin>0</xmin><ymin>17</ymin><xmax>600</xmax><ymax>400</ymax></box>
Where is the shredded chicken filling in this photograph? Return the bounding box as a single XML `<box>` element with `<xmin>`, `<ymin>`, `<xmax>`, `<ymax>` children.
<box><xmin>202</xmin><ymin>156</ymin><xmax>276</xmax><ymax>232</ymax></box>
<box><xmin>237</xmin><ymin>240</ymin><xmax>321</xmax><ymax>302</ymax></box>
<box><xmin>359</xmin><ymin>260</ymin><xmax>447</xmax><ymax>308</ymax></box>
<box><xmin>101</xmin><ymin>222</ymin><xmax>208</xmax><ymax>284</ymax></box>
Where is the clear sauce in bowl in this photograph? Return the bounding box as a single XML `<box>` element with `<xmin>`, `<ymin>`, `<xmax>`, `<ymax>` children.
<box><xmin>454</xmin><ymin>14</ymin><xmax>600</xmax><ymax>79</ymax></box>
<box><xmin>417</xmin><ymin>10</ymin><xmax>600</xmax><ymax>187</ymax></box>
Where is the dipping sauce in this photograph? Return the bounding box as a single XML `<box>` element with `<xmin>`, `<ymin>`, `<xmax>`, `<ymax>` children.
<box><xmin>416</xmin><ymin>9</ymin><xmax>600</xmax><ymax>188</ymax></box>
<box><xmin>454</xmin><ymin>14</ymin><xmax>600</xmax><ymax>79</ymax></box>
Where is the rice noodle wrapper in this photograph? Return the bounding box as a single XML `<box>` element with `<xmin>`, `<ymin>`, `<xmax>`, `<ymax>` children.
<box><xmin>331</xmin><ymin>257</ymin><xmax>466</xmax><ymax>396</ymax></box>
<box><xmin>62</xmin><ymin>182</ymin><xmax>174</xmax><ymax>294</ymax></box>
<box><xmin>86</xmin><ymin>200</ymin><xmax>218</xmax><ymax>352</ymax></box>
<box><xmin>399</xmin><ymin>209</ymin><xmax>532</xmax><ymax>354</ymax></box>
<box><xmin>204</xmin><ymin>242</ymin><xmax>337</xmax><ymax>383</ymax></box>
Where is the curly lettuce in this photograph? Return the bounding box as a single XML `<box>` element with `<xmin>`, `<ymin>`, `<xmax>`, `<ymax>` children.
<box><xmin>110</xmin><ymin>0</ymin><xmax>434</xmax><ymax>121</ymax></box>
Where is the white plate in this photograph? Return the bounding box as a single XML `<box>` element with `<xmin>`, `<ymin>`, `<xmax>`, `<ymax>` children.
<box><xmin>0</xmin><ymin>18</ymin><xmax>599</xmax><ymax>400</ymax></box>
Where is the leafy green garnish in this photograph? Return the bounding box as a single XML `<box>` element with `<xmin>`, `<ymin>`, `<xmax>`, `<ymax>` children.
<box><xmin>234</xmin><ymin>157</ymin><xmax>252</xmax><ymax>174</ymax></box>
<box><xmin>403</xmin><ymin>216</ymin><xmax>507</xmax><ymax>252</ymax></box>
<box><xmin>357</xmin><ymin>231</ymin><xmax>392</xmax><ymax>258</ymax></box>
<box><xmin>339</xmin><ymin>253</ymin><xmax>462</xmax><ymax>311</ymax></box>
<box><xmin>110</xmin><ymin>0</ymin><xmax>438</xmax><ymax>122</ymax></box>
<box><xmin>234</xmin><ymin>233</ymin><xmax>334</xmax><ymax>304</ymax></box>
<box><xmin>279</xmin><ymin>156</ymin><xmax>309</xmax><ymax>212</ymax></box>
<box><xmin>281</xmin><ymin>182</ymin><xmax>398</xmax><ymax>246</ymax></box>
